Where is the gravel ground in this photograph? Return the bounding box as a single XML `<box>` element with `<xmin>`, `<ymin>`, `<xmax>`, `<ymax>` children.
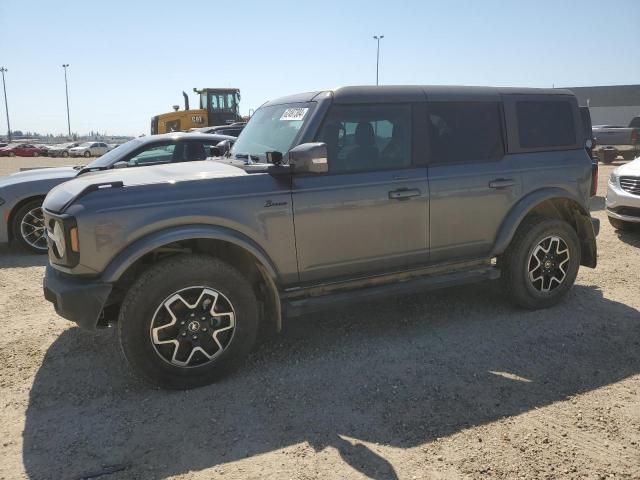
<box><xmin>0</xmin><ymin>159</ymin><xmax>638</xmax><ymax>480</ymax></box>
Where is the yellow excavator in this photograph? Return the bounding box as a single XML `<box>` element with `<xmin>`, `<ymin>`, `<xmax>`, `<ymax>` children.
<box><xmin>151</xmin><ymin>88</ymin><xmax>244</xmax><ymax>134</ymax></box>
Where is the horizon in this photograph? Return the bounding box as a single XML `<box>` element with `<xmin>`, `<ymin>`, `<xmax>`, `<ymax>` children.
<box><xmin>1</xmin><ymin>0</ymin><xmax>639</xmax><ymax>136</ymax></box>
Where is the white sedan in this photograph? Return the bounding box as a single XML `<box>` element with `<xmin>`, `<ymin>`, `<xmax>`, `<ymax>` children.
<box><xmin>69</xmin><ymin>142</ymin><xmax>110</xmax><ymax>158</ymax></box>
<box><xmin>606</xmin><ymin>156</ymin><xmax>640</xmax><ymax>230</ymax></box>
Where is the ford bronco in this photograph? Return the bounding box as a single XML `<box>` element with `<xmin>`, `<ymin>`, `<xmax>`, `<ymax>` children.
<box><xmin>42</xmin><ymin>86</ymin><xmax>599</xmax><ymax>389</ymax></box>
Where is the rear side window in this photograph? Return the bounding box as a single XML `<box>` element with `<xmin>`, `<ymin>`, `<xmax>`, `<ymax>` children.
<box><xmin>516</xmin><ymin>101</ymin><xmax>575</xmax><ymax>148</ymax></box>
<box><xmin>428</xmin><ymin>102</ymin><xmax>504</xmax><ymax>164</ymax></box>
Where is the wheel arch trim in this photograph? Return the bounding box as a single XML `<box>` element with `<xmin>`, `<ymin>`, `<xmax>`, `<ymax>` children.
<box><xmin>491</xmin><ymin>188</ymin><xmax>596</xmax><ymax>265</ymax></box>
<box><xmin>101</xmin><ymin>224</ymin><xmax>280</xmax><ymax>285</ymax></box>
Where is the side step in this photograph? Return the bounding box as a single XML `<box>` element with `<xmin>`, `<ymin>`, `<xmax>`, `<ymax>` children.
<box><xmin>283</xmin><ymin>266</ymin><xmax>501</xmax><ymax>318</ymax></box>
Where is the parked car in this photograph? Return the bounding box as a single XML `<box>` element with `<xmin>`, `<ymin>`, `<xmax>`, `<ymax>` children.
<box><xmin>42</xmin><ymin>85</ymin><xmax>599</xmax><ymax>389</ymax></box>
<box><xmin>0</xmin><ymin>143</ymin><xmax>47</xmax><ymax>157</ymax></box>
<box><xmin>69</xmin><ymin>142</ymin><xmax>110</xmax><ymax>158</ymax></box>
<box><xmin>46</xmin><ymin>142</ymin><xmax>80</xmax><ymax>157</ymax></box>
<box><xmin>592</xmin><ymin>117</ymin><xmax>640</xmax><ymax>163</ymax></box>
<box><xmin>190</xmin><ymin>122</ymin><xmax>246</xmax><ymax>137</ymax></box>
<box><xmin>606</xmin><ymin>155</ymin><xmax>640</xmax><ymax>230</ymax></box>
<box><xmin>0</xmin><ymin>133</ymin><xmax>235</xmax><ymax>253</ymax></box>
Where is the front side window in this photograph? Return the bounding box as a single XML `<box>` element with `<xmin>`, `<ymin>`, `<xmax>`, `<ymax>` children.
<box><xmin>317</xmin><ymin>104</ymin><xmax>412</xmax><ymax>173</ymax></box>
<box><xmin>230</xmin><ymin>103</ymin><xmax>312</xmax><ymax>161</ymax></box>
<box><xmin>516</xmin><ymin>100</ymin><xmax>576</xmax><ymax>149</ymax></box>
<box><xmin>128</xmin><ymin>144</ymin><xmax>176</xmax><ymax>166</ymax></box>
<box><xmin>428</xmin><ymin>102</ymin><xmax>504</xmax><ymax>164</ymax></box>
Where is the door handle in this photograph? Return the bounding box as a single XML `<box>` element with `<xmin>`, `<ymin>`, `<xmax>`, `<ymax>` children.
<box><xmin>389</xmin><ymin>188</ymin><xmax>421</xmax><ymax>200</ymax></box>
<box><xmin>489</xmin><ymin>178</ymin><xmax>515</xmax><ymax>189</ymax></box>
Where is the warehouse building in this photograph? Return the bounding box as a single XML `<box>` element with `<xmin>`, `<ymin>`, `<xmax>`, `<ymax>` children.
<box><xmin>568</xmin><ymin>84</ymin><xmax>640</xmax><ymax>126</ymax></box>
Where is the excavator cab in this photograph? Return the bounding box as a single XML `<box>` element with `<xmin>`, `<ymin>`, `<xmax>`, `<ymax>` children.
<box><xmin>195</xmin><ymin>88</ymin><xmax>242</xmax><ymax>126</ymax></box>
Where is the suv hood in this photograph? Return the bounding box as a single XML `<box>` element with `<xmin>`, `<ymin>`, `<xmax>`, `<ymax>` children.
<box><xmin>0</xmin><ymin>166</ymin><xmax>78</xmax><ymax>188</ymax></box>
<box><xmin>44</xmin><ymin>160</ymin><xmax>247</xmax><ymax>213</ymax></box>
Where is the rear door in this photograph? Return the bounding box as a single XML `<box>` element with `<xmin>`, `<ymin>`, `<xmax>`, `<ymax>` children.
<box><xmin>426</xmin><ymin>100</ymin><xmax>521</xmax><ymax>262</ymax></box>
<box><xmin>291</xmin><ymin>103</ymin><xmax>430</xmax><ymax>283</ymax></box>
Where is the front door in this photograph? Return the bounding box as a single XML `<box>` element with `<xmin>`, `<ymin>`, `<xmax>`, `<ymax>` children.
<box><xmin>292</xmin><ymin>103</ymin><xmax>430</xmax><ymax>284</ymax></box>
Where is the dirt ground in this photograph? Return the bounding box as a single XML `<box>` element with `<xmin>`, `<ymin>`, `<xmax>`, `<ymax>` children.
<box><xmin>0</xmin><ymin>158</ymin><xmax>638</xmax><ymax>480</ymax></box>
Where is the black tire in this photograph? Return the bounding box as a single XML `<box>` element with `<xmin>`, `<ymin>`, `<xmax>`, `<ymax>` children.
<box><xmin>8</xmin><ymin>152</ymin><xmax>15</xmax><ymax>157</ymax></box>
<box><xmin>501</xmin><ymin>216</ymin><xmax>580</xmax><ymax>310</ymax></box>
<box><xmin>83</xmin><ymin>151</ymin><xmax>91</xmax><ymax>158</ymax></box>
<box><xmin>61</xmin><ymin>151</ymin><xmax>68</xmax><ymax>158</ymax></box>
<box><xmin>11</xmin><ymin>199</ymin><xmax>48</xmax><ymax>254</ymax></box>
<box><xmin>118</xmin><ymin>254</ymin><xmax>259</xmax><ymax>389</ymax></box>
<box><xmin>608</xmin><ymin>216</ymin><xmax>634</xmax><ymax>231</ymax></box>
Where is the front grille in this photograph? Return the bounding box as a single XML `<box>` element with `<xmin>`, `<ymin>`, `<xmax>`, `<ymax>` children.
<box><xmin>620</xmin><ymin>176</ymin><xmax>640</xmax><ymax>196</ymax></box>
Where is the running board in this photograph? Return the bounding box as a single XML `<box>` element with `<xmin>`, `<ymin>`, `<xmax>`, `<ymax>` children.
<box><xmin>283</xmin><ymin>266</ymin><xmax>501</xmax><ymax>318</ymax></box>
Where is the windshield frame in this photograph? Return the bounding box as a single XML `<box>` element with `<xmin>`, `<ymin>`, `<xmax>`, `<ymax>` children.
<box><xmin>229</xmin><ymin>101</ymin><xmax>316</xmax><ymax>163</ymax></box>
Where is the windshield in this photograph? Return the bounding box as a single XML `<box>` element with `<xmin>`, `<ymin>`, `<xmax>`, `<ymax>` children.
<box><xmin>230</xmin><ymin>103</ymin><xmax>312</xmax><ymax>161</ymax></box>
<box><xmin>78</xmin><ymin>142</ymin><xmax>93</xmax><ymax>147</ymax></box>
<box><xmin>83</xmin><ymin>139</ymin><xmax>143</xmax><ymax>169</ymax></box>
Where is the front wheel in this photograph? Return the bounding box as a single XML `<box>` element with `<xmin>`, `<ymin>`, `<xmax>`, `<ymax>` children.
<box><xmin>61</xmin><ymin>151</ymin><xmax>68</xmax><ymax>158</ymax></box>
<box><xmin>501</xmin><ymin>216</ymin><xmax>580</xmax><ymax>309</ymax></box>
<box><xmin>118</xmin><ymin>254</ymin><xmax>259</xmax><ymax>389</ymax></box>
<box><xmin>12</xmin><ymin>199</ymin><xmax>48</xmax><ymax>254</ymax></box>
<box><xmin>83</xmin><ymin>151</ymin><xmax>91</xmax><ymax>158</ymax></box>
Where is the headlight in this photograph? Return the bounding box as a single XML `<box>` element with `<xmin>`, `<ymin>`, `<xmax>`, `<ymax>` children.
<box><xmin>49</xmin><ymin>220</ymin><xmax>66</xmax><ymax>258</ymax></box>
<box><xmin>45</xmin><ymin>213</ymin><xmax>79</xmax><ymax>267</ymax></box>
<box><xmin>609</xmin><ymin>169</ymin><xmax>620</xmax><ymax>187</ymax></box>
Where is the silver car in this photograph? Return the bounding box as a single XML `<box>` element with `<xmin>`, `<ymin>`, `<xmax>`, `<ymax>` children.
<box><xmin>606</xmin><ymin>156</ymin><xmax>640</xmax><ymax>230</ymax></box>
<box><xmin>0</xmin><ymin>132</ymin><xmax>235</xmax><ymax>253</ymax></box>
<box><xmin>69</xmin><ymin>142</ymin><xmax>110</xmax><ymax>158</ymax></box>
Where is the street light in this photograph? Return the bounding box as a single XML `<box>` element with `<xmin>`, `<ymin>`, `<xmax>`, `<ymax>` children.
<box><xmin>0</xmin><ymin>67</ymin><xmax>11</xmax><ymax>143</ymax></box>
<box><xmin>62</xmin><ymin>64</ymin><xmax>71</xmax><ymax>138</ymax></box>
<box><xmin>373</xmin><ymin>35</ymin><xmax>384</xmax><ymax>85</ymax></box>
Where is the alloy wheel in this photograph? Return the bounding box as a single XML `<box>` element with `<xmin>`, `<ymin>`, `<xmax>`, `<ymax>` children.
<box><xmin>149</xmin><ymin>286</ymin><xmax>236</xmax><ymax>368</ymax></box>
<box><xmin>19</xmin><ymin>206</ymin><xmax>48</xmax><ymax>252</ymax></box>
<box><xmin>527</xmin><ymin>236</ymin><xmax>570</xmax><ymax>292</ymax></box>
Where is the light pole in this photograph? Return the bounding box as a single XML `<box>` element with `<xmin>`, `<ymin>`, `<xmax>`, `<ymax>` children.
<box><xmin>373</xmin><ymin>35</ymin><xmax>384</xmax><ymax>85</ymax></box>
<box><xmin>0</xmin><ymin>67</ymin><xmax>11</xmax><ymax>143</ymax></box>
<box><xmin>62</xmin><ymin>64</ymin><xmax>71</xmax><ymax>138</ymax></box>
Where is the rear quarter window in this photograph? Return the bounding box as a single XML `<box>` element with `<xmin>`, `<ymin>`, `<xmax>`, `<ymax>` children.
<box><xmin>516</xmin><ymin>101</ymin><xmax>576</xmax><ymax>149</ymax></box>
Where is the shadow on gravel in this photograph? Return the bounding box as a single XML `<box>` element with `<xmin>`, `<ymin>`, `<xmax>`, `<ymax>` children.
<box><xmin>0</xmin><ymin>245</ymin><xmax>48</xmax><ymax>268</ymax></box>
<box><xmin>23</xmin><ymin>283</ymin><xmax>640</xmax><ymax>479</ymax></box>
<box><xmin>616</xmin><ymin>229</ymin><xmax>640</xmax><ymax>247</ymax></box>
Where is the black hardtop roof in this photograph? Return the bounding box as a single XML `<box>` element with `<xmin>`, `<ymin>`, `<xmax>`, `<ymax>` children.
<box><xmin>264</xmin><ymin>85</ymin><xmax>575</xmax><ymax>106</ymax></box>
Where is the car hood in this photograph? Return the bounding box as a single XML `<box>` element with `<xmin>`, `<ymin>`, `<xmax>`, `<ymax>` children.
<box><xmin>0</xmin><ymin>166</ymin><xmax>78</xmax><ymax>188</ymax></box>
<box><xmin>44</xmin><ymin>160</ymin><xmax>248</xmax><ymax>213</ymax></box>
<box><xmin>616</xmin><ymin>157</ymin><xmax>640</xmax><ymax>175</ymax></box>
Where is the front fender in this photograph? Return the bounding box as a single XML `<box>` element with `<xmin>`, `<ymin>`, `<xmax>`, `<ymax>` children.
<box><xmin>101</xmin><ymin>224</ymin><xmax>280</xmax><ymax>285</ymax></box>
<box><xmin>490</xmin><ymin>188</ymin><xmax>595</xmax><ymax>262</ymax></box>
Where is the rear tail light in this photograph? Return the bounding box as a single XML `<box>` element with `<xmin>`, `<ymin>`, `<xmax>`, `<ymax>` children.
<box><xmin>631</xmin><ymin>130</ymin><xmax>639</xmax><ymax>144</ymax></box>
<box><xmin>590</xmin><ymin>161</ymin><xmax>598</xmax><ymax>197</ymax></box>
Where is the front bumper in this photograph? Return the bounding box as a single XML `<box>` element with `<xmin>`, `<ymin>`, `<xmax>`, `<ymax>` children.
<box><xmin>606</xmin><ymin>179</ymin><xmax>640</xmax><ymax>223</ymax></box>
<box><xmin>43</xmin><ymin>266</ymin><xmax>112</xmax><ymax>330</ymax></box>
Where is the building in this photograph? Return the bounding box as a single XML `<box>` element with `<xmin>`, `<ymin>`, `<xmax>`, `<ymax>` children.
<box><xmin>568</xmin><ymin>85</ymin><xmax>640</xmax><ymax>126</ymax></box>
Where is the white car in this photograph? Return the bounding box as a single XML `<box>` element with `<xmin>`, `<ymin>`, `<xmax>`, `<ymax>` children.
<box><xmin>606</xmin><ymin>156</ymin><xmax>640</xmax><ymax>230</ymax></box>
<box><xmin>68</xmin><ymin>142</ymin><xmax>109</xmax><ymax>158</ymax></box>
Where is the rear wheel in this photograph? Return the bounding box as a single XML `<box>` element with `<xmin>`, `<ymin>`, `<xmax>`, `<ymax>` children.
<box><xmin>608</xmin><ymin>216</ymin><xmax>635</xmax><ymax>231</ymax></box>
<box><xmin>12</xmin><ymin>199</ymin><xmax>48</xmax><ymax>254</ymax></box>
<box><xmin>501</xmin><ymin>216</ymin><xmax>580</xmax><ymax>309</ymax></box>
<box><xmin>61</xmin><ymin>151</ymin><xmax>68</xmax><ymax>158</ymax></box>
<box><xmin>118</xmin><ymin>254</ymin><xmax>259</xmax><ymax>389</ymax></box>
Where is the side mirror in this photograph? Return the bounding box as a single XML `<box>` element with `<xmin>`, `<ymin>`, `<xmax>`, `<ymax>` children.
<box><xmin>288</xmin><ymin>142</ymin><xmax>328</xmax><ymax>174</ymax></box>
<box><xmin>216</xmin><ymin>139</ymin><xmax>232</xmax><ymax>155</ymax></box>
<box><xmin>209</xmin><ymin>146</ymin><xmax>222</xmax><ymax>157</ymax></box>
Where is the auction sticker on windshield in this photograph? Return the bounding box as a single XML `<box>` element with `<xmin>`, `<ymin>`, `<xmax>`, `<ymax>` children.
<box><xmin>280</xmin><ymin>108</ymin><xmax>308</xmax><ymax>121</ymax></box>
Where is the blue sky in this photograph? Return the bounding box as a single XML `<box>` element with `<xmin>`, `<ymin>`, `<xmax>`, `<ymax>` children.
<box><xmin>1</xmin><ymin>0</ymin><xmax>638</xmax><ymax>136</ymax></box>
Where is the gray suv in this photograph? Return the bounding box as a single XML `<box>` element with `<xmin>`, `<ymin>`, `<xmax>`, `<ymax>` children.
<box><xmin>42</xmin><ymin>86</ymin><xmax>599</xmax><ymax>389</ymax></box>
